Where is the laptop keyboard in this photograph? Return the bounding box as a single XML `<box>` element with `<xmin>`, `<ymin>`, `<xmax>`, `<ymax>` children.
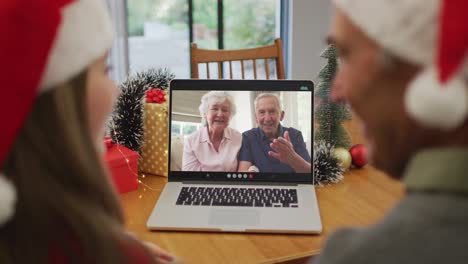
<box><xmin>175</xmin><ymin>187</ymin><xmax>299</xmax><ymax>208</ymax></box>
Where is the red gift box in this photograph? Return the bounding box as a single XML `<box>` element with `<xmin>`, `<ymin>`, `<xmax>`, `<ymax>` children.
<box><xmin>104</xmin><ymin>142</ymin><xmax>139</xmax><ymax>193</ymax></box>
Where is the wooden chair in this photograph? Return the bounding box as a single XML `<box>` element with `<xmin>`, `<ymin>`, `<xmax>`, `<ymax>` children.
<box><xmin>190</xmin><ymin>38</ymin><xmax>285</xmax><ymax>79</ymax></box>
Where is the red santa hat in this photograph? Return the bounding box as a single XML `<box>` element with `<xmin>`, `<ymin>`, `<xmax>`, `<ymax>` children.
<box><xmin>0</xmin><ymin>0</ymin><xmax>114</xmax><ymax>225</ymax></box>
<box><xmin>333</xmin><ymin>0</ymin><xmax>468</xmax><ymax>130</ymax></box>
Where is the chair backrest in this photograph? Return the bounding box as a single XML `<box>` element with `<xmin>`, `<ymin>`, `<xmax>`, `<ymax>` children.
<box><xmin>190</xmin><ymin>38</ymin><xmax>285</xmax><ymax>80</ymax></box>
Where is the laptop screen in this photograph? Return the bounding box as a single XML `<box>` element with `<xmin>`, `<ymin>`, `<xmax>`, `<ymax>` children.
<box><xmin>168</xmin><ymin>80</ymin><xmax>313</xmax><ymax>183</ymax></box>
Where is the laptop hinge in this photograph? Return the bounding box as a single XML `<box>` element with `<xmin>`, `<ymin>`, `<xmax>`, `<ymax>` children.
<box><xmin>179</xmin><ymin>181</ymin><xmax>300</xmax><ymax>186</ymax></box>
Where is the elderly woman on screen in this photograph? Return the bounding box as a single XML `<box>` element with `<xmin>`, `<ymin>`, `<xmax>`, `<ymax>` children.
<box><xmin>182</xmin><ymin>91</ymin><xmax>242</xmax><ymax>171</ymax></box>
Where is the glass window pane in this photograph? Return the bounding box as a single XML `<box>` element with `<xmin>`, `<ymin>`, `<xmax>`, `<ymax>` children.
<box><xmin>171</xmin><ymin>123</ymin><xmax>181</xmax><ymax>135</ymax></box>
<box><xmin>182</xmin><ymin>123</ymin><xmax>198</xmax><ymax>135</ymax></box>
<box><xmin>297</xmin><ymin>92</ymin><xmax>312</xmax><ymax>153</ymax></box>
<box><xmin>172</xmin><ymin>121</ymin><xmax>201</xmax><ymax>137</ymax></box>
<box><xmin>193</xmin><ymin>0</ymin><xmax>218</xmax><ymax>49</ymax></box>
<box><xmin>126</xmin><ymin>0</ymin><xmax>281</xmax><ymax>79</ymax></box>
<box><xmin>224</xmin><ymin>0</ymin><xmax>278</xmax><ymax>49</ymax></box>
<box><xmin>127</xmin><ymin>0</ymin><xmax>190</xmax><ymax>78</ymax></box>
<box><xmin>224</xmin><ymin>0</ymin><xmax>278</xmax><ymax>79</ymax></box>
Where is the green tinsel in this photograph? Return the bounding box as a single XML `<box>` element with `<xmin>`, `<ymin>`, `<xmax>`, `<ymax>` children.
<box><xmin>314</xmin><ymin>44</ymin><xmax>352</xmax><ymax>149</ymax></box>
<box><xmin>109</xmin><ymin>68</ymin><xmax>175</xmax><ymax>152</ymax></box>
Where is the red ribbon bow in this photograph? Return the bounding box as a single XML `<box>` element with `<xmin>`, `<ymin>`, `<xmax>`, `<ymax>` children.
<box><xmin>146</xmin><ymin>88</ymin><xmax>167</xmax><ymax>104</ymax></box>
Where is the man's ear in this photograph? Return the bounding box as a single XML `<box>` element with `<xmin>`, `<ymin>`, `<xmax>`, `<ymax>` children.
<box><xmin>280</xmin><ymin>111</ymin><xmax>285</xmax><ymax>121</ymax></box>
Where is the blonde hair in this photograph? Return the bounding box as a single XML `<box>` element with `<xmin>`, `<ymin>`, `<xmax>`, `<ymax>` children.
<box><xmin>0</xmin><ymin>72</ymin><xmax>154</xmax><ymax>263</ymax></box>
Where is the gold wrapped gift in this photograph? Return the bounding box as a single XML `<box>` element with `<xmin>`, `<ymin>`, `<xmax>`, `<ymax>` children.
<box><xmin>139</xmin><ymin>103</ymin><xmax>169</xmax><ymax>177</ymax></box>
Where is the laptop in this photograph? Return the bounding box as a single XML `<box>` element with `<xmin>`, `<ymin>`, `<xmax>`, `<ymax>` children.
<box><xmin>146</xmin><ymin>79</ymin><xmax>322</xmax><ymax>234</ymax></box>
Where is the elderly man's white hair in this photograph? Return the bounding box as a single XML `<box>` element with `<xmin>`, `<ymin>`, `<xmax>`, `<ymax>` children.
<box><xmin>333</xmin><ymin>0</ymin><xmax>468</xmax><ymax>130</ymax></box>
<box><xmin>254</xmin><ymin>93</ymin><xmax>283</xmax><ymax>111</ymax></box>
<box><xmin>199</xmin><ymin>91</ymin><xmax>236</xmax><ymax>126</ymax></box>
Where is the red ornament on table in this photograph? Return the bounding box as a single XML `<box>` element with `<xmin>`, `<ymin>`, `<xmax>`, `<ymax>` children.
<box><xmin>349</xmin><ymin>144</ymin><xmax>368</xmax><ymax>168</ymax></box>
<box><xmin>146</xmin><ymin>88</ymin><xmax>166</xmax><ymax>104</ymax></box>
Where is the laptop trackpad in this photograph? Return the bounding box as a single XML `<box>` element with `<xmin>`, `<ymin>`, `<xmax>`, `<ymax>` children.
<box><xmin>209</xmin><ymin>209</ymin><xmax>260</xmax><ymax>226</ymax></box>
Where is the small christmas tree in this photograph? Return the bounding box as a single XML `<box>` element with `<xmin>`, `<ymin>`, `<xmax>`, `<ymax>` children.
<box><xmin>314</xmin><ymin>44</ymin><xmax>352</xmax><ymax>149</ymax></box>
<box><xmin>109</xmin><ymin>68</ymin><xmax>174</xmax><ymax>152</ymax></box>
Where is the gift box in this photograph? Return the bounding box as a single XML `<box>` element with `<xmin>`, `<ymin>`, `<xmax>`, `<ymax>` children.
<box><xmin>104</xmin><ymin>141</ymin><xmax>139</xmax><ymax>193</ymax></box>
<box><xmin>139</xmin><ymin>97</ymin><xmax>169</xmax><ymax>177</ymax></box>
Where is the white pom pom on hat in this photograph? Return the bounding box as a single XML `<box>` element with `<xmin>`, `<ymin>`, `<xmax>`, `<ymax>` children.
<box><xmin>39</xmin><ymin>0</ymin><xmax>114</xmax><ymax>91</ymax></box>
<box><xmin>405</xmin><ymin>66</ymin><xmax>468</xmax><ymax>129</ymax></box>
<box><xmin>0</xmin><ymin>0</ymin><xmax>113</xmax><ymax>226</ymax></box>
<box><xmin>333</xmin><ymin>0</ymin><xmax>468</xmax><ymax>130</ymax></box>
<box><xmin>0</xmin><ymin>174</ymin><xmax>16</xmax><ymax>226</ymax></box>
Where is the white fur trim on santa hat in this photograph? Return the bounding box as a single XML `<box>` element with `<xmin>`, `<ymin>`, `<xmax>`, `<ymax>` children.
<box><xmin>0</xmin><ymin>173</ymin><xmax>16</xmax><ymax>226</ymax></box>
<box><xmin>405</xmin><ymin>67</ymin><xmax>468</xmax><ymax>129</ymax></box>
<box><xmin>333</xmin><ymin>0</ymin><xmax>468</xmax><ymax>129</ymax></box>
<box><xmin>332</xmin><ymin>0</ymin><xmax>438</xmax><ymax>66</ymax></box>
<box><xmin>39</xmin><ymin>0</ymin><xmax>113</xmax><ymax>91</ymax></box>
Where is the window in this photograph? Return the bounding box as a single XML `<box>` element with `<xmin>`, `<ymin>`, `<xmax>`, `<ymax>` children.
<box><xmin>172</xmin><ymin>121</ymin><xmax>202</xmax><ymax>137</ymax></box>
<box><xmin>126</xmin><ymin>0</ymin><xmax>281</xmax><ymax>79</ymax></box>
<box><xmin>296</xmin><ymin>92</ymin><xmax>312</xmax><ymax>147</ymax></box>
<box><xmin>127</xmin><ymin>0</ymin><xmax>190</xmax><ymax>77</ymax></box>
<box><xmin>281</xmin><ymin>91</ymin><xmax>312</xmax><ymax>154</ymax></box>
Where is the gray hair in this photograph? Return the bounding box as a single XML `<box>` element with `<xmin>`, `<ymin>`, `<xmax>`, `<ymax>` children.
<box><xmin>254</xmin><ymin>93</ymin><xmax>282</xmax><ymax>112</ymax></box>
<box><xmin>199</xmin><ymin>91</ymin><xmax>236</xmax><ymax>126</ymax></box>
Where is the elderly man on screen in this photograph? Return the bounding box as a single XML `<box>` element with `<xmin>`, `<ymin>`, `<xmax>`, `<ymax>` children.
<box><xmin>238</xmin><ymin>93</ymin><xmax>311</xmax><ymax>173</ymax></box>
<box><xmin>311</xmin><ymin>0</ymin><xmax>468</xmax><ymax>264</ymax></box>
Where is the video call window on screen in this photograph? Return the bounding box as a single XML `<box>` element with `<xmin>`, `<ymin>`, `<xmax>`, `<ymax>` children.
<box><xmin>170</xmin><ymin>90</ymin><xmax>312</xmax><ymax>174</ymax></box>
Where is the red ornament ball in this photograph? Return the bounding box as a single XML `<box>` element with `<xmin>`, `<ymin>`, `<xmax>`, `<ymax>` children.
<box><xmin>349</xmin><ymin>144</ymin><xmax>368</xmax><ymax>168</ymax></box>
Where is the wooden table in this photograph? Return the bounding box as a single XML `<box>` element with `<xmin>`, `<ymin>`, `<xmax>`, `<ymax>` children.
<box><xmin>120</xmin><ymin>166</ymin><xmax>404</xmax><ymax>264</ymax></box>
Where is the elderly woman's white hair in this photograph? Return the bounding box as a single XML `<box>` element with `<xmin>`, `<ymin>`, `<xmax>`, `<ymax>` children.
<box><xmin>199</xmin><ymin>91</ymin><xmax>236</xmax><ymax>126</ymax></box>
